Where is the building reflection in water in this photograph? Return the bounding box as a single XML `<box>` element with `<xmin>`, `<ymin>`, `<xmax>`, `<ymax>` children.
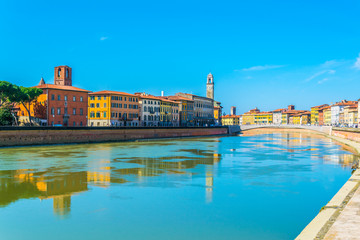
<box><xmin>0</xmin><ymin>140</ymin><xmax>222</xmax><ymax>216</ymax></box>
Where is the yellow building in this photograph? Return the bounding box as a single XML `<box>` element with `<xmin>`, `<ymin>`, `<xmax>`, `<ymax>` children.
<box><xmin>221</xmin><ymin>115</ymin><xmax>240</xmax><ymax>126</ymax></box>
<box><xmin>311</xmin><ymin>104</ymin><xmax>328</xmax><ymax>125</ymax></box>
<box><xmin>88</xmin><ymin>90</ymin><xmax>140</xmax><ymax>127</ymax></box>
<box><xmin>323</xmin><ymin>106</ymin><xmax>332</xmax><ymax>125</ymax></box>
<box><xmin>241</xmin><ymin>108</ymin><xmax>260</xmax><ymax>125</ymax></box>
<box><xmin>300</xmin><ymin>111</ymin><xmax>311</xmax><ymax>125</ymax></box>
<box><xmin>168</xmin><ymin>95</ymin><xmax>194</xmax><ymax>126</ymax></box>
<box><xmin>254</xmin><ymin>112</ymin><xmax>273</xmax><ymax>124</ymax></box>
<box><xmin>159</xmin><ymin>98</ymin><xmax>173</xmax><ymax>126</ymax></box>
<box><xmin>343</xmin><ymin>104</ymin><xmax>358</xmax><ymax>126</ymax></box>
<box><xmin>292</xmin><ymin>114</ymin><xmax>301</xmax><ymax>125</ymax></box>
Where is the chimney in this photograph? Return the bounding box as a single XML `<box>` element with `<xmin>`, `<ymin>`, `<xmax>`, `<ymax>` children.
<box><xmin>288</xmin><ymin>105</ymin><xmax>295</xmax><ymax>110</ymax></box>
<box><xmin>161</xmin><ymin>91</ymin><xmax>164</xmax><ymax>97</ymax></box>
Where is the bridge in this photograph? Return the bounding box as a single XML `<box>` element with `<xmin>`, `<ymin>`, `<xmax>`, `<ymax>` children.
<box><xmin>239</xmin><ymin>124</ymin><xmax>333</xmax><ymax>135</ymax></box>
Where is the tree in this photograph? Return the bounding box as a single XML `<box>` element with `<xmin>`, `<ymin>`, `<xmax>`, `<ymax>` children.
<box><xmin>0</xmin><ymin>81</ymin><xmax>18</xmax><ymax>107</ymax></box>
<box><xmin>0</xmin><ymin>106</ymin><xmax>15</xmax><ymax>126</ymax></box>
<box><xmin>33</xmin><ymin>100</ymin><xmax>47</xmax><ymax>119</ymax></box>
<box><xmin>16</xmin><ymin>87</ymin><xmax>43</xmax><ymax>125</ymax></box>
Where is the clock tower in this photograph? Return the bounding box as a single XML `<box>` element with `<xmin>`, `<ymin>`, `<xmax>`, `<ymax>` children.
<box><xmin>206</xmin><ymin>73</ymin><xmax>214</xmax><ymax>99</ymax></box>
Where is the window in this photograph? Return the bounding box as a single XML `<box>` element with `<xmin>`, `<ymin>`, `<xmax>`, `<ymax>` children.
<box><xmin>90</xmin><ymin>96</ymin><xmax>95</xmax><ymax>100</ymax></box>
<box><xmin>97</xmin><ymin>96</ymin><xmax>101</xmax><ymax>100</ymax></box>
<box><xmin>96</xmin><ymin>103</ymin><xmax>100</xmax><ymax>108</ymax></box>
<box><xmin>51</xmin><ymin>95</ymin><xmax>55</xmax><ymax>100</ymax></box>
<box><xmin>58</xmin><ymin>68</ymin><xmax>61</xmax><ymax>77</ymax></box>
<box><xmin>144</xmin><ymin>100</ymin><xmax>147</xmax><ymax>104</ymax></box>
<box><xmin>64</xmin><ymin>95</ymin><xmax>68</xmax><ymax>101</ymax></box>
<box><xmin>73</xmin><ymin>121</ymin><xmax>76</xmax><ymax>126</ymax></box>
<box><xmin>64</xmin><ymin>108</ymin><xmax>68</xmax><ymax>114</ymax></box>
<box><xmin>58</xmin><ymin>95</ymin><xmax>61</xmax><ymax>101</ymax></box>
<box><xmin>120</xmin><ymin>97</ymin><xmax>123</xmax><ymax>101</ymax></box>
<box><xmin>104</xmin><ymin>112</ymin><xmax>107</xmax><ymax>118</ymax></box>
<box><xmin>144</xmin><ymin>106</ymin><xmax>147</xmax><ymax>112</ymax></box>
<box><xmin>57</xmin><ymin>108</ymin><xmax>61</xmax><ymax>115</ymax></box>
<box><xmin>73</xmin><ymin>96</ymin><xmax>76</xmax><ymax>101</ymax></box>
<box><xmin>51</xmin><ymin>121</ymin><xmax>54</xmax><ymax>126</ymax></box>
<box><xmin>90</xmin><ymin>112</ymin><xmax>95</xmax><ymax>118</ymax></box>
<box><xmin>104</xmin><ymin>96</ymin><xmax>107</xmax><ymax>100</ymax></box>
<box><xmin>66</xmin><ymin>68</ymin><xmax>69</xmax><ymax>78</ymax></box>
<box><xmin>73</xmin><ymin>108</ymin><xmax>76</xmax><ymax>115</ymax></box>
<box><xmin>80</xmin><ymin>121</ymin><xmax>83</xmax><ymax>126</ymax></box>
<box><xmin>124</xmin><ymin>97</ymin><xmax>127</xmax><ymax>101</ymax></box>
<box><xmin>104</xmin><ymin>103</ymin><xmax>106</xmax><ymax>108</ymax></box>
<box><xmin>90</xmin><ymin>103</ymin><xmax>95</xmax><ymax>108</ymax></box>
<box><xmin>51</xmin><ymin>107</ymin><xmax>55</xmax><ymax>115</ymax></box>
<box><xmin>96</xmin><ymin>112</ymin><xmax>100</xmax><ymax>118</ymax></box>
<box><xmin>80</xmin><ymin>108</ymin><xmax>83</xmax><ymax>116</ymax></box>
<box><xmin>124</xmin><ymin>104</ymin><xmax>127</xmax><ymax>108</ymax></box>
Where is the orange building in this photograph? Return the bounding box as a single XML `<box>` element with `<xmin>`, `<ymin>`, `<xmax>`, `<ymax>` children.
<box><xmin>18</xmin><ymin>66</ymin><xmax>90</xmax><ymax>126</ymax></box>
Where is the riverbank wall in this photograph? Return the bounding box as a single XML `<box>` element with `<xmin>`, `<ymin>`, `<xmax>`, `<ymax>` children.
<box><xmin>241</xmin><ymin>125</ymin><xmax>360</xmax><ymax>239</ymax></box>
<box><xmin>0</xmin><ymin>126</ymin><xmax>228</xmax><ymax>147</ymax></box>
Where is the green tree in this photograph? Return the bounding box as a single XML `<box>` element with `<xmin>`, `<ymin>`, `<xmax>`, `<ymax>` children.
<box><xmin>0</xmin><ymin>81</ymin><xmax>18</xmax><ymax>107</ymax></box>
<box><xmin>16</xmin><ymin>87</ymin><xmax>43</xmax><ymax>125</ymax></box>
<box><xmin>0</xmin><ymin>106</ymin><xmax>15</xmax><ymax>126</ymax></box>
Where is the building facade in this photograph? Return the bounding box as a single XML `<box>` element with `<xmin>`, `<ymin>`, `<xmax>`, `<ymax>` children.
<box><xmin>18</xmin><ymin>66</ymin><xmax>90</xmax><ymax>127</ymax></box>
<box><xmin>168</xmin><ymin>96</ymin><xmax>194</xmax><ymax>126</ymax></box>
<box><xmin>135</xmin><ymin>93</ymin><xmax>161</xmax><ymax>127</ymax></box>
<box><xmin>221</xmin><ymin>115</ymin><xmax>240</xmax><ymax>126</ymax></box>
<box><xmin>176</xmin><ymin>93</ymin><xmax>214</xmax><ymax>126</ymax></box>
<box><xmin>311</xmin><ymin>104</ymin><xmax>328</xmax><ymax>125</ymax></box>
<box><xmin>88</xmin><ymin>91</ymin><xmax>139</xmax><ymax>127</ymax></box>
<box><xmin>331</xmin><ymin>100</ymin><xmax>357</xmax><ymax>126</ymax></box>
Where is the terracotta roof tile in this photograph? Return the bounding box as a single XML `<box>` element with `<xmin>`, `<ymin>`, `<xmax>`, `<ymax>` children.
<box><xmin>37</xmin><ymin>84</ymin><xmax>91</xmax><ymax>93</ymax></box>
<box><xmin>89</xmin><ymin>90</ymin><xmax>136</xmax><ymax>97</ymax></box>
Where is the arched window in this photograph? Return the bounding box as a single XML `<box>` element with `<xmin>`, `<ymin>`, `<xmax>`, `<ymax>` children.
<box><xmin>57</xmin><ymin>68</ymin><xmax>61</xmax><ymax>77</ymax></box>
<box><xmin>66</xmin><ymin>68</ymin><xmax>69</xmax><ymax>78</ymax></box>
<box><xmin>144</xmin><ymin>106</ymin><xmax>147</xmax><ymax>112</ymax></box>
<box><xmin>144</xmin><ymin>115</ymin><xmax>147</xmax><ymax>121</ymax></box>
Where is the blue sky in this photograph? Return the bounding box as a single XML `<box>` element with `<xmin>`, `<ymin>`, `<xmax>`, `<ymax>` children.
<box><xmin>1</xmin><ymin>0</ymin><xmax>360</xmax><ymax>114</ymax></box>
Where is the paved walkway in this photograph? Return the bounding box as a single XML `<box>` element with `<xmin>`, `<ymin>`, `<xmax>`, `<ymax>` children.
<box><xmin>324</xmin><ymin>181</ymin><xmax>360</xmax><ymax>240</ymax></box>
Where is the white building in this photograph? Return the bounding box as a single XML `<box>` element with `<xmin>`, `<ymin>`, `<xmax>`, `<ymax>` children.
<box><xmin>331</xmin><ymin>100</ymin><xmax>357</xmax><ymax>125</ymax></box>
<box><xmin>136</xmin><ymin>93</ymin><xmax>160</xmax><ymax>127</ymax></box>
<box><xmin>176</xmin><ymin>93</ymin><xmax>214</xmax><ymax>126</ymax></box>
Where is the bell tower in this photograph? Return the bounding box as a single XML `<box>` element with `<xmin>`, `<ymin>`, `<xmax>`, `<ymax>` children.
<box><xmin>206</xmin><ymin>73</ymin><xmax>214</xmax><ymax>99</ymax></box>
<box><xmin>54</xmin><ymin>66</ymin><xmax>72</xmax><ymax>86</ymax></box>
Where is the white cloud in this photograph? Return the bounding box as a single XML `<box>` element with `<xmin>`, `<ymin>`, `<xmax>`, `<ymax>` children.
<box><xmin>304</xmin><ymin>69</ymin><xmax>335</xmax><ymax>82</ymax></box>
<box><xmin>100</xmin><ymin>36</ymin><xmax>108</xmax><ymax>41</ymax></box>
<box><xmin>318</xmin><ymin>78</ymin><xmax>329</xmax><ymax>84</ymax></box>
<box><xmin>242</xmin><ymin>65</ymin><xmax>285</xmax><ymax>71</ymax></box>
<box><xmin>354</xmin><ymin>53</ymin><xmax>360</xmax><ymax>70</ymax></box>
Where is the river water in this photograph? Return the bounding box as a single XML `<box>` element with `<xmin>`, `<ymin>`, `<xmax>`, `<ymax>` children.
<box><xmin>0</xmin><ymin>131</ymin><xmax>357</xmax><ymax>240</ymax></box>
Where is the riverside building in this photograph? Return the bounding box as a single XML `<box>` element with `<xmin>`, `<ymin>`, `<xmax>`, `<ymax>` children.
<box><xmin>18</xmin><ymin>65</ymin><xmax>90</xmax><ymax>127</ymax></box>
<box><xmin>135</xmin><ymin>93</ymin><xmax>161</xmax><ymax>127</ymax></box>
<box><xmin>176</xmin><ymin>93</ymin><xmax>214</xmax><ymax>126</ymax></box>
<box><xmin>167</xmin><ymin>95</ymin><xmax>194</xmax><ymax>126</ymax></box>
<box><xmin>331</xmin><ymin>100</ymin><xmax>357</xmax><ymax>125</ymax></box>
<box><xmin>88</xmin><ymin>91</ymin><xmax>139</xmax><ymax>127</ymax></box>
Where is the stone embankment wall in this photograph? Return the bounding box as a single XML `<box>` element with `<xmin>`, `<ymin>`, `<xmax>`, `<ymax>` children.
<box><xmin>0</xmin><ymin>127</ymin><xmax>228</xmax><ymax>147</ymax></box>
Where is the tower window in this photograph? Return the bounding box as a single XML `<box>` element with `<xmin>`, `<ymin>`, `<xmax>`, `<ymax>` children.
<box><xmin>66</xmin><ymin>68</ymin><xmax>69</xmax><ymax>78</ymax></box>
<box><xmin>58</xmin><ymin>68</ymin><xmax>61</xmax><ymax>78</ymax></box>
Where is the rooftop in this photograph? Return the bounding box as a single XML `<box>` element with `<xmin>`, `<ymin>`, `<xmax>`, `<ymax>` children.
<box><xmin>37</xmin><ymin>84</ymin><xmax>90</xmax><ymax>93</ymax></box>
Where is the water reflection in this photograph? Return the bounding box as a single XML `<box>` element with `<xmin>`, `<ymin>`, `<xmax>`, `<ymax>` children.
<box><xmin>0</xmin><ymin>139</ymin><xmax>222</xmax><ymax>217</ymax></box>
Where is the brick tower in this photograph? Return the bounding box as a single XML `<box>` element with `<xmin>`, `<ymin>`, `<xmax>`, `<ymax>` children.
<box><xmin>54</xmin><ymin>66</ymin><xmax>72</xmax><ymax>86</ymax></box>
<box><xmin>206</xmin><ymin>72</ymin><xmax>214</xmax><ymax>99</ymax></box>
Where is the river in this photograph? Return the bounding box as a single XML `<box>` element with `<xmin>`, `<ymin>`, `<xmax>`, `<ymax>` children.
<box><xmin>0</xmin><ymin>131</ymin><xmax>357</xmax><ymax>239</ymax></box>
